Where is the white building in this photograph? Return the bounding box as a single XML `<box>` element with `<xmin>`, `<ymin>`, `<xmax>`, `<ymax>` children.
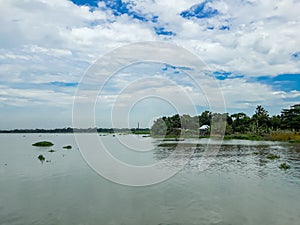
<box><xmin>199</xmin><ymin>125</ymin><xmax>210</xmax><ymax>134</ymax></box>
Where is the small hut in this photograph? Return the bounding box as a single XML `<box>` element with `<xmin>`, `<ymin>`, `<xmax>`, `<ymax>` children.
<box><xmin>199</xmin><ymin>125</ymin><xmax>210</xmax><ymax>135</ymax></box>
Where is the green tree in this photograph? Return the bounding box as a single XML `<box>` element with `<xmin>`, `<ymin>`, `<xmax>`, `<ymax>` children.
<box><xmin>160</xmin><ymin>114</ymin><xmax>181</xmax><ymax>136</ymax></box>
<box><xmin>181</xmin><ymin>114</ymin><xmax>191</xmax><ymax>130</ymax></box>
<box><xmin>252</xmin><ymin>105</ymin><xmax>270</xmax><ymax>134</ymax></box>
<box><xmin>210</xmin><ymin>113</ymin><xmax>227</xmax><ymax>135</ymax></box>
<box><xmin>281</xmin><ymin>104</ymin><xmax>300</xmax><ymax>131</ymax></box>
<box><xmin>151</xmin><ymin>118</ymin><xmax>167</xmax><ymax>136</ymax></box>
<box><xmin>198</xmin><ymin>110</ymin><xmax>212</xmax><ymax>126</ymax></box>
<box><xmin>231</xmin><ymin>112</ymin><xmax>251</xmax><ymax>133</ymax></box>
<box><xmin>269</xmin><ymin>115</ymin><xmax>281</xmax><ymax>131</ymax></box>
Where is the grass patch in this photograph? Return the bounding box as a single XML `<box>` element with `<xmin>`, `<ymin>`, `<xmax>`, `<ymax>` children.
<box><xmin>63</xmin><ymin>145</ymin><xmax>72</xmax><ymax>149</ymax></box>
<box><xmin>199</xmin><ymin>136</ymin><xmax>209</xmax><ymax>139</ymax></box>
<box><xmin>151</xmin><ymin>133</ymin><xmax>300</xmax><ymax>142</ymax></box>
<box><xmin>223</xmin><ymin>134</ymin><xmax>264</xmax><ymax>141</ymax></box>
<box><xmin>279</xmin><ymin>163</ymin><xmax>291</xmax><ymax>170</ymax></box>
<box><xmin>268</xmin><ymin>132</ymin><xmax>300</xmax><ymax>142</ymax></box>
<box><xmin>32</xmin><ymin>141</ymin><xmax>54</xmax><ymax>147</ymax></box>
<box><xmin>132</xmin><ymin>130</ymin><xmax>151</xmax><ymax>135</ymax></box>
<box><xmin>288</xmin><ymin>140</ymin><xmax>300</xmax><ymax>143</ymax></box>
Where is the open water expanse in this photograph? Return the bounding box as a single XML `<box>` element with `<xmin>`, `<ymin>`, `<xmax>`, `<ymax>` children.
<box><xmin>0</xmin><ymin>134</ymin><xmax>300</xmax><ymax>225</ymax></box>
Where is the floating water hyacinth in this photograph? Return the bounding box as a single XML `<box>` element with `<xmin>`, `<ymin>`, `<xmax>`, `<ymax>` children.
<box><xmin>266</xmin><ymin>154</ymin><xmax>280</xmax><ymax>160</ymax></box>
<box><xmin>38</xmin><ymin>154</ymin><xmax>45</xmax><ymax>162</ymax></box>
<box><xmin>279</xmin><ymin>163</ymin><xmax>291</xmax><ymax>170</ymax></box>
<box><xmin>32</xmin><ymin>141</ymin><xmax>54</xmax><ymax>147</ymax></box>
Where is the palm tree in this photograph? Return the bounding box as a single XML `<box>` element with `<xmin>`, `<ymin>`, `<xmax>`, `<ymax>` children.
<box><xmin>252</xmin><ymin>105</ymin><xmax>269</xmax><ymax>134</ymax></box>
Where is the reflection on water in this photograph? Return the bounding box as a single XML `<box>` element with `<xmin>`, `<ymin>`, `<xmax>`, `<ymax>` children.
<box><xmin>0</xmin><ymin>134</ymin><xmax>300</xmax><ymax>225</ymax></box>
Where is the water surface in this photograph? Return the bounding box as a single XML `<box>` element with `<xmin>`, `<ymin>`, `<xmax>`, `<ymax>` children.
<box><xmin>0</xmin><ymin>134</ymin><xmax>300</xmax><ymax>225</ymax></box>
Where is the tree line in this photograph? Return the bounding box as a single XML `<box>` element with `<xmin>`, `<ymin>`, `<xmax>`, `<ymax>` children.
<box><xmin>0</xmin><ymin>127</ymin><xmax>150</xmax><ymax>134</ymax></box>
<box><xmin>151</xmin><ymin>104</ymin><xmax>300</xmax><ymax>136</ymax></box>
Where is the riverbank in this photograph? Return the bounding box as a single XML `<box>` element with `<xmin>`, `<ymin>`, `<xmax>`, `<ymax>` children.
<box><xmin>223</xmin><ymin>133</ymin><xmax>300</xmax><ymax>143</ymax></box>
<box><xmin>152</xmin><ymin>132</ymin><xmax>300</xmax><ymax>143</ymax></box>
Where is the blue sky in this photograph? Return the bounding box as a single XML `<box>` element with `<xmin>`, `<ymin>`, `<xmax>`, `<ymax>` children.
<box><xmin>0</xmin><ymin>0</ymin><xmax>299</xmax><ymax>129</ymax></box>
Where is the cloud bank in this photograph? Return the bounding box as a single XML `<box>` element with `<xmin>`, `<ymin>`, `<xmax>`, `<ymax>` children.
<box><xmin>0</xmin><ymin>0</ymin><xmax>299</xmax><ymax>128</ymax></box>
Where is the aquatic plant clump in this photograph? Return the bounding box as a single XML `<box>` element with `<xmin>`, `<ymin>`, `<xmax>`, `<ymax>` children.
<box><xmin>48</xmin><ymin>149</ymin><xmax>55</xmax><ymax>152</ymax></box>
<box><xmin>38</xmin><ymin>154</ymin><xmax>45</xmax><ymax>161</ymax></box>
<box><xmin>279</xmin><ymin>163</ymin><xmax>291</xmax><ymax>170</ymax></box>
<box><xmin>63</xmin><ymin>145</ymin><xmax>72</xmax><ymax>149</ymax></box>
<box><xmin>266</xmin><ymin>154</ymin><xmax>280</xmax><ymax>160</ymax></box>
<box><xmin>32</xmin><ymin>141</ymin><xmax>54</xmax><ymax>147</ymax></box>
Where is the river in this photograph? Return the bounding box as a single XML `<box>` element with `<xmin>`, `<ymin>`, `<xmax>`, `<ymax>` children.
<box><xmin>0</xmin><ymin>134</ymin><xmax>299</xmax><ymax>225</ymax></box>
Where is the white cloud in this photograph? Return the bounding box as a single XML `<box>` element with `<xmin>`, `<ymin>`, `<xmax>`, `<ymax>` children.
<box><xmin>25</xmin><ymin>45</ymin><xmax>72</xmax><ymax>57</ymax></box>
<box><xmin>220</xmin><ymin>77</ymin><xmax>300</xmax><ymax>114</ymax></box>
<box><xmin>0</xmin><ymin>84</ymin><xmax>73</xmax><ymax>107</ymax></box>
<box><xmin>1</xmin><ymin>0</ymin><xmax>300</xmax><ymax>76</ymax></box>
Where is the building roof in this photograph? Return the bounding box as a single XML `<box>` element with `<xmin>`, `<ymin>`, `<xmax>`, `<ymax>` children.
<box><xmin>199</xmin><ymin>125</ymin><xmax>210</xmax><ymax>130</ymax></box>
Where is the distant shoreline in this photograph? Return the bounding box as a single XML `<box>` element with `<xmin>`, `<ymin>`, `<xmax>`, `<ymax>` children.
<box><xmin>1</xmin><ymin>130</ymin><xmax>299</xmax><ymax>143</ymax></box>
<box><xmin>0</xmin><ymin>128</ymin><xmax>150</xmax><ymax>134</ymax></box>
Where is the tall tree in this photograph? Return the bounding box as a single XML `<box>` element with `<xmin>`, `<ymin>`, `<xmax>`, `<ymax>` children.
<box><xmin>281</xmin><ymin>104</ymin><xmax>300</xmax><ymax>131</ymax></box>
<box><xmin>252</xmin><ymin>105</ymin><xmax>270</xmax><ymax>134</ymax></box>
<box><xmin>231</xmin><ymin>112</ymin><xmax>251</xmax><ymax>133</ymax></box>
<box><xmin>210</xmin><ymin>113</ymin><xmax>227</xmax><ymax>135</ymax></box>
<box><xmin>151</xmin><ymin>118</ymin><xmax>167</xmax><ymax>136</ymax></box>
<box><xmin>269</xmin><ymin>115</ymin><xmax>281</xmax><ymax>131</ymax></box>
<box><xmin>198</xmin><ymin>110</ymin><xmax>212</xmax><ymax>126</ymax></box>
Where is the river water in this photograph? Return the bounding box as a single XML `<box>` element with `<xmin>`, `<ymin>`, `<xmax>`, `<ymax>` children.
<box><xmin>0</xmin><ymin>134</ymin><xmax>299</xmax><ymax>225</ymax></box>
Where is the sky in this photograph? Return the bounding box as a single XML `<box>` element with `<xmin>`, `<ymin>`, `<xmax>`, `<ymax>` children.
<box><xmin>0</xmin><ymin>0</ymin><xmax>299</xmax><ymax>129</ymax></box>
